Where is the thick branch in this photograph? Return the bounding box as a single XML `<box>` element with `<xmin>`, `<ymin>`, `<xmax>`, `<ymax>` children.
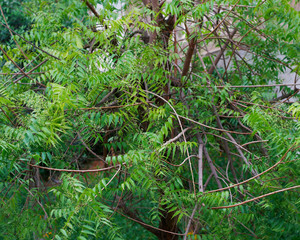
<box><xmin>182</xmin><ymin>37</ymin><xmax>197</xmax><ymax>77</ymax></box>
<box><xmin>83</xmin><ymin>0</ymin><xmax>100</xmax><ymax>18</ymax></box>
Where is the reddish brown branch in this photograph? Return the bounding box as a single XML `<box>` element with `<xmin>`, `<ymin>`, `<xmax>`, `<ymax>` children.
<box><xmin>211</xmin><ymin>185</ymin><xmax>300</xmax><ymax>209</ymax></box>
<box><xmin>82</xmin><ymin>0</ymin><xmax>100</xmax><ymax>18</ymax></box>
<box><xmin>28</xmin><ymin>163</ymin><xmax>123</xmax><ymax>173</ymax></box>
<box><xmin>13</xmin><ymin>59</ymin><xmax>48</xmax><ymax>83</ymax></box>
<box><xmin>0</xmin><ymin>46</ymin><xmax>30</xmax><ymax>79</ymax></box>
<box><xmin>182</xmin><ymin>37</ymin><xmax>197</xmax><ymax>77</ymax></box>
<box><xmin>0</xmin><ymin>106</ymin><xmax>16</xmax><ymax>127</ymax></box>
<box><xmin>206</xmin><ymin>143</ymin><xmax>296</xmax><ymax>193</ymax></box>
<box><xmin>116</xmin><ymin>208</ymin><xmax>184</xmax><ymax>237</ymax></box>
<box><xmin>198</xmin><ymin>83</ymin><xmax>300</xmax><ymax>88</ymax></box>
<box><xmin>0</xmin><ymin>72</ymin><xmax>45</xmax><ymax>76</ymax></box>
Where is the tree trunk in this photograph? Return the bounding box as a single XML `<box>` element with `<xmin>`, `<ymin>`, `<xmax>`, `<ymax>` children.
<box><xmin>158</xmin><ymin>205</ymin><xmax>179</xmax><ymax>240</ymax></box>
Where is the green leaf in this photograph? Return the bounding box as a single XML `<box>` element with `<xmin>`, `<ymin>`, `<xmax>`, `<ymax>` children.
<box><xmin>81</xmin><ymin>230</ymin><xmax>96</xmax><ymax>236</ymax></box>
<box><xmin>60</xmin><ymin>229</ymin><xmax>68</xmax><ymax>237</ymax></box>
<box><xmin>78</xmin><ymin>236</ymin><xmax>87</xmax><ymax>240</ymax></box>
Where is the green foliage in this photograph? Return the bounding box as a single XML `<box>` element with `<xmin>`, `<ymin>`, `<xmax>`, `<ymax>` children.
<box><xmin>0</xmin><ymin>0</ymin><xmax>31</xmax><ymax>44</ymax></box>
<box><xmin>0</xmin><ymin>0</ymin><xmax>299</xmax><ymax>239</ymax></box>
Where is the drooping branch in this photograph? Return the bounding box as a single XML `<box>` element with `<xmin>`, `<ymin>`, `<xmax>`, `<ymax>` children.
<box><xmin>183</xmin><ymin>204</ymin><xmax>199</xmax><ymax>240</ymax></box>
<box><xmin>94</xmin><ymin>88</ymin><xmax>118</xmax><ymax>107</ymax></box>
<box><xmin>210</xmin><ymin>106</ymin><xmax>239</xmax><ymax>182</ymax></box>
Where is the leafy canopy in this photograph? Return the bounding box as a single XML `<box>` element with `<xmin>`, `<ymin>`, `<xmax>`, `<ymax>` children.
<box><xmin>0</xmin><ymin>0</ymin><xmax>299</xmax><ymax>240</ymax></box>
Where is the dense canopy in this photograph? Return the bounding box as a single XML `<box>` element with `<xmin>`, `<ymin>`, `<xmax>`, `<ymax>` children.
<box><xmin>0</xmin><ymin>0</ymin><xmax>299</xmax><ymax>239</ymax></box>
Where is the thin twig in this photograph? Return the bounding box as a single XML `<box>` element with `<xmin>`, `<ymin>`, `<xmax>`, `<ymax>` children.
<box><xmin>183</xmin><ymin>204</ymin><xmax>198</xmax><ymax>240</ymax></box>
<box><xmin>0</xmin><ymin>72</ymin><xmax>45</xmax><ymax>76</ymax></box>
<box><xmin>28</xmin><ymin>162</ymin><xmax>124</xmax><ymax>173</ymax></box>
<box><xmin>162</xmin><ymin>127</ymin><xmax>191</xmax><ymax>146</ymax></box>
<box><xmin>13</xmin><ymin>59</ymin><xmax>49</xmax><ymax>83</ymax></box>
<box><xmin>198</xmin><ymin>83</ymin><xmax>300</xmax><ymax>88</ymax></box>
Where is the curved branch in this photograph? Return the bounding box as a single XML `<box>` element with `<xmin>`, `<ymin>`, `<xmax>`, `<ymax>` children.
<box><xmin>116</xmin><ymin>209</ymin><xmax>185</xmax><ymax>237</ymax></box>
<box><xmin>149</xmin><ymin>103</ymin><xmax>251</xmax><ymax>134</ymax></box>
<box><xmin>206</xmin><ymin>143</ymin><xmax>296</xmax><ymax>193</ymax></box>
<box><xmin>211</xmin><ymin>185</ymin><xmax>300</xmax><ymax>209</ymax></box>
<box><xmin>145</xmin><ymin>90</ymin><xmax>196</xmax><ymax>195</ymax></box>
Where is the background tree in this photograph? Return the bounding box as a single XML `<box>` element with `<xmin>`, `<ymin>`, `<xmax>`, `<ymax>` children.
<box><xmin>0</xmin><ymin>0</ymin><xmax>299</xmax><ymax>239</ymax></box>
<box><xmin>0</xmin><ymin>0</ymin><xmax>31</xmax><ymax>44</ymax></box>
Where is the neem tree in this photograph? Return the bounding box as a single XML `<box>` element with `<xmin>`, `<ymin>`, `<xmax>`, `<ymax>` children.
<box><xmin>0</xmin><ymin>0</ymin><xmax>299</xmax><ymax>239</ymax></box>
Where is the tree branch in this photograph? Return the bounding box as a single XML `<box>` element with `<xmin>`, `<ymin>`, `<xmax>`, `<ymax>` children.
<box><xmin>211</xmin><ymin>185</ymin><xmax>300</xmax><ymax>209</ymax></box>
